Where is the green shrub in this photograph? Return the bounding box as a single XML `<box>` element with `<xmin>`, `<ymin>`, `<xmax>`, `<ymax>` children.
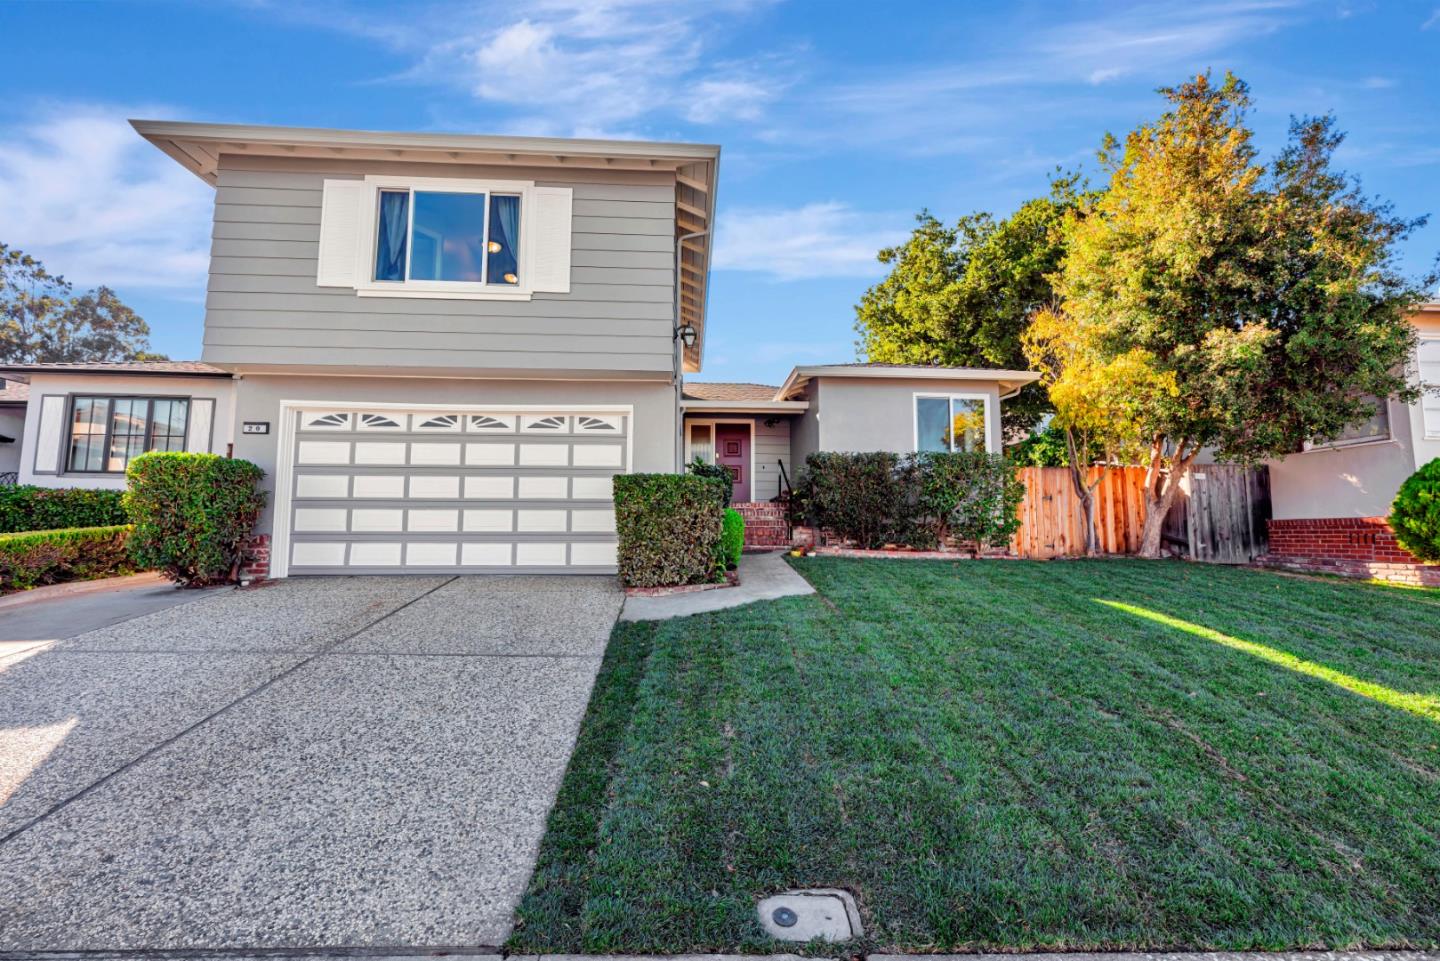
<box><xmin>0</xmin><ymin>525</ymin><xmax>134</xmax><ymax>592</ymax></box>
<box><xmin>792</xmin><ymin>452</ymin><xmax>922</xmax><ymax>548</ymax></box>
<box><xmin>0</xmin><ymin>486</ymin><xmax>127</xmax><ymax>533</ymax></box>
<box><xmin>686</xmin><ymin>457</ymin><xmax>734</xmax><ymax>507</ymax></box>
<box><xmin>1390</xmin><ymin>457</ymin><xmax>1440</xmax><ymax>563</ymax></box>
<box><xmin>719</xmin><ymin>508</ymin><xmax>744</xmax><ymax>570</ymax></box>
<box><xmin>614</xmin><ymin>473</ymin><xmax>724</xmax><ymax>588</ymax></box>
<box><xmin>916</xmin><ymin>451</ymin><xmax>1025</xmax><ymax>553</ymax></box>
<box><xmin>124</xmin><ymin>453</ymin><xmax>267</xmax><ymax>587</ymax></box>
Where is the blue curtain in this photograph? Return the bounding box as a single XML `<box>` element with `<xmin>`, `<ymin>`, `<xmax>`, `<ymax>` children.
<box><xmin>374</xmin><ymin>190</ymin><xmax>409</xmax><ymax>281</ymax></box>
<box><xmin>488</xmin><ymin>195</ymin><xmax>520</xmax><ymax>283</ymax></box>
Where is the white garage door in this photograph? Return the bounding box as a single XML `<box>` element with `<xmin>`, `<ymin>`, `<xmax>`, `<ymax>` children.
<box><xmin>278</xmin><ymin>405</ymin><xmax>628</xmax><ymax>575</ymax></box>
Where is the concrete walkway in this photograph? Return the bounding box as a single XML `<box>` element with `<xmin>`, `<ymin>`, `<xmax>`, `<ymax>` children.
<box><xmin>620</xmin><ymin>550</ymin><xmax>814</xmax><ymax>621</ymax></box>
<box><xmin>0</xmin><ymin>572</ymin><xmax>220</xmax><ymax>646</ymax></box>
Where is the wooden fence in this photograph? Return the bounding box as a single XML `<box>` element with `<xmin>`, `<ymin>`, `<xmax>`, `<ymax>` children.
<box><xmin>1011</xmin><ymin>466</ymin><xmax>1147</xmax><ymax>558</ymax></box>
<box><xmin>1010</xmin><ymin>464</ymin><xmax>1270</xmax><ymax>562</ymax></box>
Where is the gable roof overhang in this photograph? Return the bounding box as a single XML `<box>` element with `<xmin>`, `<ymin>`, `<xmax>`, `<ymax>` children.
<box><xmin>777</xmin><ymin>364</ymin><xmax>1042</xmax><ymax>400</ymax></box>
<box><xmin>131</xmin><ymin>119</ymin><xmax>720</xmax><ymax>373</ymax></box>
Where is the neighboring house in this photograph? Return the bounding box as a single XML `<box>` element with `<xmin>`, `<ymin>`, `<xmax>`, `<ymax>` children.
<box><xmin>0</xmin><ymin>378</ymin><xmax>29</xmax><ymax>478</ymax></box>
<box><xmin>0</xmin><ymin>362</ymin><xmax>236</xmax><ymax>489</ymax></box>
<box><xmin>1262</xmin><ymin>302</ymin><xmax>1440</xmax><ymax>581</ymax></box>
<box><xmin>0</xmin><ymin>120</ymin><xmax>1038</xmax><ymax>577</ymax></box>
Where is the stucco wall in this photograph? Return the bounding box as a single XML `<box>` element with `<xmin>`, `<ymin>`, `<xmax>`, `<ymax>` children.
<box><xmin>807</xmin><ymin>376</ymin><xmax>1005</xmax><ymax>455</ymax></box>
<box><xmin>1268</xmin><ymin>311</ymin><xmax>1440</xmax><ymax>521</ymax></box>
<box><xmin>231</xmin><ymin>374</ymin><xmax>676</xmax><ymax>533</ymax></box>
<box><xmin>17</xmin><ymin>373</ymin><xmax>236</xmax><ymax>490</ymax></box>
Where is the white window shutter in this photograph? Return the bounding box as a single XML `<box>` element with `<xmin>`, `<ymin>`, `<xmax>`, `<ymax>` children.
<box><xmin>316</xmin><ymin>180</ymin><xmax>368</xmax><ymax>288</ymax></box>
<box><xmin>186</xmin><ymin>398</ymin><xmax>216</xmax><ymax>452</ymax></box>
<box><xmin>33</xmin><ymin>395</ymin><xmax>66</xmax><ymax>473</ymax></box>
<box><xmin>530</xmin><ymin>187</ymin><xmax>573</xmax><ymax>293</ymax></box>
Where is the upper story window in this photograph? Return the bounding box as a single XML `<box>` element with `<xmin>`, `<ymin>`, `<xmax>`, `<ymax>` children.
<box><xmin>68</xmin><ymin>396</ymin><xmax>189</xmax><ymax>473</ymax></box>
<box><xmin>915</xmin><ymin>393</ymin><xmax>989</xmax><ymax>453</ymax></box>
<box><xmin>316</xmin><ymin>176</ymin><xmax>573</xmax><ymax>301</ymax></box>
<box><xmin>373</xmin><ymin>189</ymin><xmax>521</xmax><ymax>287</ymax></box>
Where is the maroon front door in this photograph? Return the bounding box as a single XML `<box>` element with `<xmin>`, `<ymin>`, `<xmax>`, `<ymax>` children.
<box><xmin>714</xmin><ymin>424</ymin><xmax>751</xmax><ymax>502</ymax></box>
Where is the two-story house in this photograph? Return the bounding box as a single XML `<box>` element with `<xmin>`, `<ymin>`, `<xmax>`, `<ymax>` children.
<box><xmin>2</xmin><ymin>121</ymin><xmax>1036</xmax><ymax>577</ymax></box>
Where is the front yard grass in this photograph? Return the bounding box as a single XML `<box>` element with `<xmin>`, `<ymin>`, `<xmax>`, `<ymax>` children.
<box><xmin>509</xmin><ymin>558</ymin><xmax>1440</xmax><ymax>954</ymax></box>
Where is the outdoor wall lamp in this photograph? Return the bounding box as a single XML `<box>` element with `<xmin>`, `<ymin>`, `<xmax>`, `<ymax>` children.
<box><xmin>675</xmin><ymin>322</ymin><xmax>698</xmax><ymax>350</ymax></box>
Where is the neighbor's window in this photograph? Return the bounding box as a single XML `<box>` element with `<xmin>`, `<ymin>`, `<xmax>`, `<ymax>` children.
<box><xmin>915</xmin><ymin>394</ymin><xmax>988</xmax><ymax>453</ymax></box>
<box><xmin>1313</xmin><ymin>395</ymin><xmax>1391</xmax><ymax>449</ymax></box>
<box><xmin>373</xmin><ymin>188</ymin><xmax>521</xmax><ymax>287</ymax></box>
<box><xmin>67</xmin><ymin>396</ymin><xmax>189</xmax><ymax>473</ymax></box>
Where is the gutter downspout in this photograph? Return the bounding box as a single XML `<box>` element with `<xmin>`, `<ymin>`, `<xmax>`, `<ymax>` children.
<box><xmin>673</xmin><ymin>228</ymin><xmax>707</xmax><ymax>472</ymax></box>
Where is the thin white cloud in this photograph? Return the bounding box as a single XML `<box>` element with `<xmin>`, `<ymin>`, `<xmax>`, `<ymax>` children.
<box><xmin>278</xmin><ymin>0</ymin><xmax>787</xmax><ymax>134</ymax></box>
<box><xmin>1424</xmin><ymin>7</ymin><xmax>1440</xmax><ymax>29</ymax></box>
<box><xmin>713</xmin><ymin>202</ymin><xmax>906</xmax><ymax>280</ymax></box>
<box><xmin>0</xmin><ymin>105</ymin><xmax>212</xmax><ymax>291</ymax></box>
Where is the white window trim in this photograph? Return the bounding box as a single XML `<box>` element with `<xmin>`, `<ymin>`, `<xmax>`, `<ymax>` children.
<box><xmin>1420</xmin><ymin>334</ymin><xmax>1440</xmax><ymax>440</ymax></box>
<box><xmin>912</xmin><ymin>392</ymin><xmax>994</xmax><ymax>454</ymax></box>
<box><xmin>355</xmin><ymin>175</ymin><xmax>536</xmax><ymax>301</ymax></box>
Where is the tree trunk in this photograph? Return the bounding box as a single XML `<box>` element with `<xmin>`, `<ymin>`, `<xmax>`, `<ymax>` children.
<box><xmin>1065</xmin><ymin>430</ymin><xmax>1099</xmax><ymax>556</ymax></box>
<box><xmin>1138</xmin><ymin>438</ymin><xmax>1194</xmax><ymax>558</ymax></box>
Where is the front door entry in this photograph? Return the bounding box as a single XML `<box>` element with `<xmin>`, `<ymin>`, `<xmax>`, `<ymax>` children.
<box><xmin>714</xmin><ymin>424</ymin><xmax>751</xmax><ymax>503</ymax></box>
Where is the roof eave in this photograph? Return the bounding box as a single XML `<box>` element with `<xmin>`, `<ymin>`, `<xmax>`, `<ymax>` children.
<box><xmin>778</xmin><ymin>365</ymin><xmax>1043</xmax><ymax>399</ymax></box>
<box><xmin>680</xmin><ymin>399</ymin><xmax>809</xmax><ymax>412</ymax></box>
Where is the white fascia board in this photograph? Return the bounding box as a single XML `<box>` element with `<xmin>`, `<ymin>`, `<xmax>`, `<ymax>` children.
<box><xmin>778</xmin><ymin>365</ymin><xmax>1041</xmax><ymax>399</ymax></box>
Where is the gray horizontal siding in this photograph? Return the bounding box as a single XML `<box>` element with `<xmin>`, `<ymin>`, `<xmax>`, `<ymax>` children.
<box><xmin>755</xmin><ymin>419</ymin><xmax>791</xmax><ymax>501</ymax></box>
<box><xmin>204</xmin><ymin>160</ymin><xmax>678</xmax><ymax>373</ymax></box>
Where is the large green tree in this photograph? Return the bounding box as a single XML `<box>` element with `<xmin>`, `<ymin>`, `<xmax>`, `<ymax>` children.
<box><xmin>854</xmin><ymin>177</ymin><xmax>1083</xmax><ymax>436</ymax></box>
<box><xmin>1</xmin><ymin>244</ymin><xmax>162</xmax><ymax>364</ymax></box>
<box><xmin>1055</xmin><ymin>72</ymin><xmax>1433</xmax><ymax>557</ymax></box>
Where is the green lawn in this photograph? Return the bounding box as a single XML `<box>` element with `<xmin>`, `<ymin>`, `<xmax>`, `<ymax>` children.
<box><xmin>509</xmin><ymin>558</ymin><xmax>1440</xmax><ymax>954</ymax></box>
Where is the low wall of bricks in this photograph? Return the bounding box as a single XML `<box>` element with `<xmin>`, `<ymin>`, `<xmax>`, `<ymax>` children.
<box><xmin>241</xmin><ymin>533</ymin><xmax>271</xmax><ymax>583</ymax></box>
<box><xmin>1256</xmin><ymin>516</ymin><xmax>1440</xmax><ymax>587</ymax></box>
<box><xmin>732</xmin><ymin>502</ymin><xmax>791</xmax><ymax>549</ymax></box>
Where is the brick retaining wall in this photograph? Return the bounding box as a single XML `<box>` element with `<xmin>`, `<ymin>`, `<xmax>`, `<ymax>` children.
<box><xmin>1257</xmin><ymin>517</ymin><xmax>1440</xmax><ymax>586</ymax></box>
<box><xmin>732</xmin><ymin>502</ymin><xmax>790</xmax><ymax>549</ymax></box>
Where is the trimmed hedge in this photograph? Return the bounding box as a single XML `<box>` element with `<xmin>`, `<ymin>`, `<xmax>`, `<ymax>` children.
<box><xmin>720</xmin><ymin>508</ymin><xmax>744</xmax><ymax>570</ymax></box>
<box><xmin>686</xmin><ymin>458</ymin><xmax>734</xmax><ymax>507</ymax></box>
<box><xmin>1391</xmin><ymin>457</ymin><xmax>1440</xmax><ymax>563</ymax></box>
<box><xmin>0</xmin><ymin>525</ymin><xmax>134</xmax><ymax>592</ymax></box>
<box><xmin>792</xmin><ymin>452</ymin><xmax>921</xmax><ymax>549</ymax></box>
<box><xmin>0</xmin><ymin>486</ymin><xmax>127</xmax><ymax>534</ymax></box>
<box><xmin>794</xmin><ymin>450</ymin><xmax>1023</xmax><ymax>553</ymax></box>
<box><xmin>125</xmin><ymin>452</ymin><xmax>267</xmax><ymax>587</ymax></box>
<box><xmin>614</xmin><ymin>473</ymin><xmax>724</xmax><ymax>588</ymax></box>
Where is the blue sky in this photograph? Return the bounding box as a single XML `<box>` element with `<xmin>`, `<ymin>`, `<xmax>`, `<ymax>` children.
<box><xmin>1</xmin><ymin>0</ymin><xmax>1438</xmax><ymax>385</ymax></box>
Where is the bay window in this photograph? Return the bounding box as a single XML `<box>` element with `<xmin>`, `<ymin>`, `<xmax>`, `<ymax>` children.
<box><xmin>915</xmin><ymin>394</ymin><xmax>989</xmax><ymax>453</ymax></box>
<box><xmin>67</xmin><ymin>396</ymin><xmax>189</xmax><ymax>473</ymax></box>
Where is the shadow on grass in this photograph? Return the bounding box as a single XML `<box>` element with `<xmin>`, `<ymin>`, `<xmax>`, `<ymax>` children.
<box><xmin>507</xmin><ymin>621</ymin><xmax>656</xmax><ymax>953</ymax></box>
<box><xmin>1097</xmin><ymin>598</ymin><xmax>1440</xmax><ymax>722</ymax></box>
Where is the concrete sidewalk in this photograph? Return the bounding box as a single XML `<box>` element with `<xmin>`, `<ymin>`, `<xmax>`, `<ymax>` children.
<box><xmin>0</xmin><ymin>573</ymin><xmax>220</xmax><ymax>645</ymax></box>
<box><xmin>620</xmin><ymin>550</ymin><xmax>814</xmax><ymax>621</ymax></box>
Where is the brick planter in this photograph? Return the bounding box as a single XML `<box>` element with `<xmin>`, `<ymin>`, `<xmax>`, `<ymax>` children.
<box><xmin>1256</xmin><ymin>517</ymin><xmax>1440</xmax><ymax>587</ymax></box>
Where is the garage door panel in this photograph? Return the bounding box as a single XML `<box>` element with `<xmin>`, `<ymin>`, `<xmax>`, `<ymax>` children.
<box><xmin>286</xmin><ymin>406</ymin><xmax>629</xmax><ymax>574</ymax></box>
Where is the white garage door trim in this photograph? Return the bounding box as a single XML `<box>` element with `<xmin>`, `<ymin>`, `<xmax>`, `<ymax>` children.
<box><xmin>271</xmin><ymin>400</ymin><xmax>633</xmax><ymax>578</ymax></box>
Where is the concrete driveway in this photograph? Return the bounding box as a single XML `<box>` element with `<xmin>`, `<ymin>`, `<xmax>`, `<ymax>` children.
<box><xmin>0</xmin><ymin>574</ymin><xmax>622</xmax><ymax>953</ymax></box>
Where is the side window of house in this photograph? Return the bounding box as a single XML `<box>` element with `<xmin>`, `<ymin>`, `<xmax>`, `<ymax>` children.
<box><xmin>915</xmin><ymin>395</ymin><xmax>988</xmax><ymax>453</ymax></box>
<box><xmin>1421</xmin><ymin>338</ymin><xmax>1440</xmax><ymax>438</ymax></box>
<box><xmin>1312</xmin><ymin>395</ymin><xmax>1390</xmax><ymax>449</ymax></box>
<box><xmin>316</xmin><ymin>178</ymin><xmax>573</xmax><ymax>299</ymax></box>
<box><xmin>67</xmin><ymin>396</ymin><xmax>189</xmax><ymax>473</ymax></box>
